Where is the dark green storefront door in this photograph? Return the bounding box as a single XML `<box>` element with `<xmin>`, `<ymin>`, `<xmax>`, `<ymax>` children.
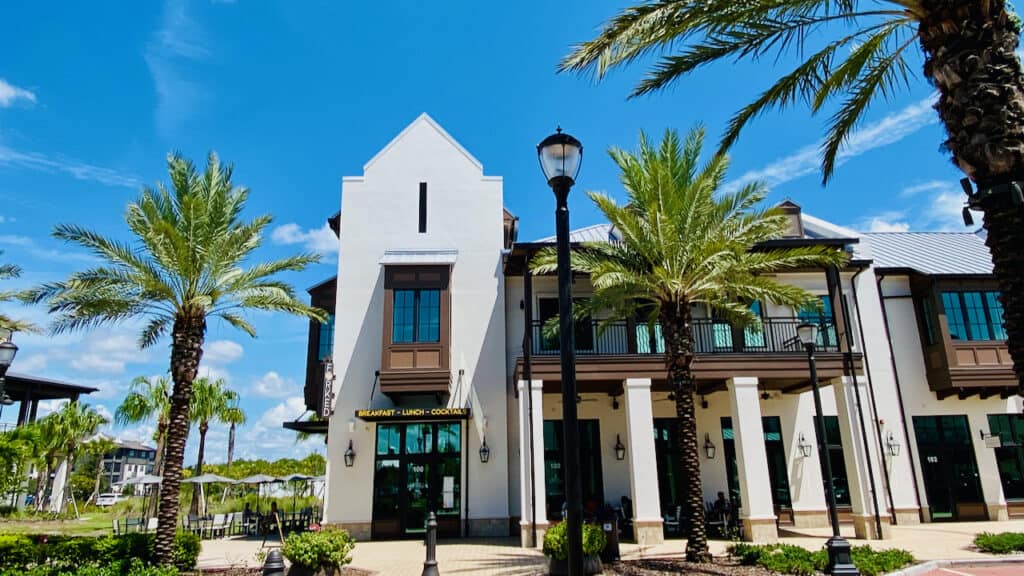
<box><xmin>912</xmin><ymin>415</ymin><xmax>985</xmax><ymax>521</ymax></box>
<box><xmin>371</xmin><ymin>422</ymin><xmax>462</xmax><ymax>538</ymax></box>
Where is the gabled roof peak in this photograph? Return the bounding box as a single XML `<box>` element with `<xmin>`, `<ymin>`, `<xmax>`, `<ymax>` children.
<box><xmin>362</xmin><ymin>113</ymin><xmax>483</xmax><ymax>173</ymax></box>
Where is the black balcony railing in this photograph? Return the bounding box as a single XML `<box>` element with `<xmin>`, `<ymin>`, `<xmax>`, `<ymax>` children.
<box><xmin>529</xmin><ymin>317</ymin><xmax>839</xmax><ymax>356</ymax></box>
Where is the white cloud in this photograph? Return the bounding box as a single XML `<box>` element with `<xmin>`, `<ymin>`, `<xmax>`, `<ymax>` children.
<box><xmin>37</xmin><ymin>399</ymin><xmax>68</xmax><ymax>417</ymax></box>
<box><xmin>258</xmin><ymin>397</ymin><xmax>307</xmax><ymax>429</ymax></box>
<box><xmin>197</xmin><ymin>364</ymin><xmax>231</xmax><ymax>383</ymax></box>
<box><xmin>0</xmin><ymin>234</ymin><xmax>97</xmax><ymax>264</ymax></box>
<box><xmin>0</xmin><ymin>144</ymin><xmax>142</xmax><ymax>188</ymax></box>
<box><xmin>0</xmin><ymin>79</ymin><xmax>36</xmax><ymax>107</ymax></box>
<box><xmin>271</xmin><ymin>223</ymin><xmax>338</xmax><ymax>255</ymax></box>
<box><xmin>853</xmin><ymin>182</ymin><xmax>971</xmax><ymax>233</ymax></box>
<box><xmin>93</xmin><ymin>404</ymin><xmax>114</xmax><ymax>424</ymax></box>
<box><xmin>70</xmin><ymin>334</ymin><xmax>151</xmax><ymax>375</ymax></box>
<box><xmin>726</xmin><ymin>93</ymin><xmax>939</xmax><ymax>192</ymax></box>
<box><xmin>251</xmin><ymin>371</ymin><xmax>299</xmax><ymax>399</ymax></box>
<box><xmin>13</xmin><ymin>353</ymin><xmax>48</xmax><ymax>373</ymax></box>
<box><xmin>203</xmin><ymin>340</ymin><xmax>243</xmax><ymax>364</ymax></box>
<box><xmin>145</xmin><ymin>0</ymin><xmax>210</xmax><ymax>140</ymax></box>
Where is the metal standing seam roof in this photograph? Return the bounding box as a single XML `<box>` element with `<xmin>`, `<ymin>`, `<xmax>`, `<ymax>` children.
<box><xmin>533</xmin><ymin>223</ymin><xmax>621</xmax><ymax>244</ymax></box>
<box><xmin>861</xmin><ymin>232</ymin><xmax>993</xmax><ymax>275</ymax></box>
<box><xmin>378</xmin><ymin>249</ymin><xmax>458</xmax><ymax>265</ymax></box>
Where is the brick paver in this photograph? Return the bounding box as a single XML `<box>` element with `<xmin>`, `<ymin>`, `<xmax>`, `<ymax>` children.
<box><xmin>198</xmin><ymin>519</ymin><xmax>1024</xmax><ymax>574</ymax></box>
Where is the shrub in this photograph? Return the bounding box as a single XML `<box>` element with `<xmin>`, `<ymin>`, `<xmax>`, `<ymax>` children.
<box><xmin>974</xmin><ymin>532</ymin><xmax>1024</xmax><ymax>554</ymax></box>
<box><xmin>281</xmin><ymin>528</ymin><xmax>355</xmax><ymax>571</ymax></box>
<box><xmin>0</xmin><ymin>534</ymin><xmax>39</xmax><ymax>570</ymax></box>
<box><xmin>171</xmin><ymin>532</ymin><xmax>200</xmax><ymax>572</ymax></box>
<box><xmin>727</xmin><ymin>542</ymin><xmax>914</xmax><ymax>576</ymax></box>
<box><xmin>542</xmin><ymin>522</ymin><xmax>607</xmax><ymax>561</ymax></box>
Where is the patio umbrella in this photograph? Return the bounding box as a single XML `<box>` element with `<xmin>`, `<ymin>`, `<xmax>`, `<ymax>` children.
<box><xmin>277</xmin><ymin>473</ymin><xmax>314</xmax><ymax>513</ymax></box>
<box><xmin>234</xmin><ymin>474</ymin><xmax>278</xmax><ymax>513</ymax></box>
<box><xmin>183</xmin><ymin>473</ymin><xmax>235</xmax><ymax>516</ymax></box>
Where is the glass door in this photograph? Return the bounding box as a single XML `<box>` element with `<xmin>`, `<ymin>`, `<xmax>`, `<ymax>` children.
<box><xmin>912</xmin><ymin>415</ymin><xmax>984</xmax><ymax>521</ymax></box>
<box><xmin>404</xmin><ymin>459</ymin><xmax>430</xmax><ymax>535</ymax></box>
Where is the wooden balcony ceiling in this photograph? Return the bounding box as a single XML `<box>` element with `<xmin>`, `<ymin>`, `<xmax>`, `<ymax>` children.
<box><xmin>517</xmin><ymin>352</ymin><xmax>861</xmax><ymax>395</ymax></box>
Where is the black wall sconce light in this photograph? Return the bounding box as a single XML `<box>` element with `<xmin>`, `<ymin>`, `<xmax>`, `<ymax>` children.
<box><xmin>703</xmin><ymin>433</ymin><xmax>716</xmax><ymax>459</ymax></box>
<box><xmin>479</xmin><ymin>438</ymin><xmax>491</xmax><ymax>463</ymax></box>
<box><xmin>886</xmin><ymin>431</ymin><xmax>901</xmax><ymax>457</ymax></box>
<box><xmin>614</xmin><ymin>435</ymin><xmax>626</xmax><ymax>461</ymax></box>
<box><xmin>344</xmin><ymin>440</ymin><xmax>356</xmax><ymax>467</ymax></box>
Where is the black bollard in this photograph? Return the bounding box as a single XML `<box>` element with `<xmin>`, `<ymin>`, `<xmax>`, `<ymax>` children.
<box><xmin>422</xmin><ymin>511</ymin><xmax>440</xmax><ymax>576</ymax></box>
<box><xmin>263</xmin><ymin>549</ymin><xmax>286</xmax><ymax>576</ymax></box>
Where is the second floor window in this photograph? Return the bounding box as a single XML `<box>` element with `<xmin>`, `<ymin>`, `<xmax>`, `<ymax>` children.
<box><xmin>318</xmin><ymin>313</ymin><xmax>335</xmax><ymax>359</ymax></box>
<box><xmin>393</xmin><ymin>289</ymin><xmax>441</xmax><ymax>343</ymax></box>
<box><xmin>942</xmin><ymin>291</ymin><xmax>1006</xmax><ymax>341</ymax></box>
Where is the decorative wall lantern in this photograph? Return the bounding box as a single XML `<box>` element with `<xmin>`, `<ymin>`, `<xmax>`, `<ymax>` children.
<box><xmin>614</xmin><ymin>435</ymin><xmax>626</xmax><ymax>461</ymax></box>
<box><xmin>703</xmin><ymin>433</ymin><xmax>717</xmax><ymax>459</ymax></box>
<box><xmin>798</xmin><ymin>433</ymin><xmax>813</xmax><ymax>458</ymax></box>
<box><xmin>343</xmin><ymin>440</ymin><xmax>356</xmax><ymax>467</ymax></box>
<box><xmin>886</xmin><ymin>431</ymin><xmax>901</xmax><ymax>457</ymax></box>
<box><xmin>479</xmin><ymin>438</ymin><xmax>491</xmax><ymax>463</ymax></box>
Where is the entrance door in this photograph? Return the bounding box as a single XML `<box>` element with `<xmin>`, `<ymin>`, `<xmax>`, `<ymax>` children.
<box><xmin>721</xmin><ymin>417</ymin><xmax>793</xmax><ymax>515</ymax></box>
<box><xmin>912</xmin><ymin>415</ymin><xmax>985</xmax><ymax>521</ymax></box>
<box><xmin>543</xmin><ymin>420</ymin><xmax>604</xmax><ymax>520</ymax></box>
<box><xmin>371</xmin><ymin>422</ymin><xmax>462</xmax><ymax>539</ymax></box>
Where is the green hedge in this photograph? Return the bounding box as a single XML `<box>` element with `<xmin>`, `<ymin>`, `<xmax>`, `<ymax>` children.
<box><xmin>974</xmin><ymin>532</ymin><xmax>1024</xmax><ymax>554</ymax></box>
<box><xmin>0</xmin><ymin>532</ymin><xmax>199</xmax><ymax>575</ymax></box>
<box><xmin>542</xmin><ymin>522</ymin><xmax>608</xmax><ymax>561</ymax></box>
<box><xmin>281</xmin><ymin>528</ymin><xmax>355</xmax><ymax>570</ymax></box>
<box><xmin>727</xmin><ymin>543</ymin><xmax>915</xmax><ymax>576</ymax></box>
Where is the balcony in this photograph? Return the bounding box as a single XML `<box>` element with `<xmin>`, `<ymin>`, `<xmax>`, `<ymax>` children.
<box><xmin>516</xmin><ymin>317</ymin><xmax>856</xmax><ymax>392</ymax></box>
<box><xmin>529</xmin><ymin>317</ymin><xmax>839</xmax><ymax>356</ymax></box>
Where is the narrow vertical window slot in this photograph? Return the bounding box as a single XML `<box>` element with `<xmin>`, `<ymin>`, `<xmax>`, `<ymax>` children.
<box><xmin>418</xmin><ymin>182</ymin><xmax>427</xmax><ymax>233</ymax></box>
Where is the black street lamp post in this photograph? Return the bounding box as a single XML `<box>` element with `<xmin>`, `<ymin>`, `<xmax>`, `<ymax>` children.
<box><xmin>797</xmin><ymin>323</ymin><xmax>859</xmax><ymax>576</ymax></box>
<box><xmin>538</xmin><ymin>127</ymin><xmax>584</xmax><ymax>576</ymax></box>
<box><xmin>0</xmin><ymin>331</ymin><xmax>18</xmax><ymax>406</ymax></box>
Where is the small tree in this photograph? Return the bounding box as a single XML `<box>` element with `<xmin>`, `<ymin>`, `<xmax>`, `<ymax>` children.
<box><xmin>85</xmin><ymin>435</ymin><xmax>119</xmax><ymax>504</ymax></box>
<box><xmin>532</xmin><ymin>128</ymin><xmax>847</xmax><ymax>561</ymax></box>
<box><xmin>29</xmin><ymin>152</ymin><xmax>326</xmax><ymax>564</ymax></box>
<box><xmin>188</xmin><ymin>376</ymin><xmax>237</xmax><ymax>515</ymax></box>
<box><xmin>223</xmin><ymin>398</ymin><xmax>246</xmax><ymax>470</ymax></box>
<box><xmin>116</xmin><ymin>375</ymin><xmax>170</xmax><ymax>517</ymax></box>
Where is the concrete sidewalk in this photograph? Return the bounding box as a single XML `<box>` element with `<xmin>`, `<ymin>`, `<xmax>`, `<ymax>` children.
<box><xmin>197</xmin><ymin>519</ymin><xmax>1024</xmax><ymax>574</ymax></box>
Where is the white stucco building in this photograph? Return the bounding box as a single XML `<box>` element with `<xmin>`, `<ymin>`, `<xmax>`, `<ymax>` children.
<box><xmin>289</xmin><ymin>114</ymin><xmax>1021</xmax><ymax>546</ymax></box>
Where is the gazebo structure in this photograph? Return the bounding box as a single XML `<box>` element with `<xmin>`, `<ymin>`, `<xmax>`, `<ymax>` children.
<box><xmin>3</xmin><ymin>372</ymin><xmax>98</xmax><ymax>426</ymax></box>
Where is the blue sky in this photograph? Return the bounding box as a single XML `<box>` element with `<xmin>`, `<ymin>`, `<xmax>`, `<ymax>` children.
<box><xmin>0</xmin><ymin>1</ymin><xmax>967</xmax><ymax>462</ymax></box>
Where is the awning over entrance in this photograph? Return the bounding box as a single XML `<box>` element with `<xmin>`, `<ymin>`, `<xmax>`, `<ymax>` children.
<box><xmin>355</xmin><ymin>407</ymin><xmax>470</xmax><ymax>422</ymax></box>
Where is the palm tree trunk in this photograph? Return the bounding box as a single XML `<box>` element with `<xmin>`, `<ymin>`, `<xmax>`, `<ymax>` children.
<box><xmin>37</xmin><ymin>460</ymin><xmax>52</xmax><ymax>512</ymax></box>
<box><xmin>153</xmin><ymin>314</ymin><xmax>205</xmax><ymax>566</ymax></box>
<box><xmin>661</xmin><ymin>300</ymin><xmax>711</xmax><ymax>563</ymax></box>
<box><xmin>147</xmin><ymin>425</ymin><xmax>166</xmax><ymax>519</ymax></box>
<box><xmin>227</xmin><ymin>423</ymin><xmax>236</xmax><ymax>470</ymax></box>
<box><xmin>919</xmin><ymin>0</ymin><xmax>1024</xmax><ymax>392</ymax></box>
<box><xmin>60</xmin><ymin>450</ymin><xmax>75</xmax><ymax>515</ymax></box>
<box><xmin>90</xmin><ymin>457</ymin><xmax>103</xmax><ymax>505</ymax></box>
<box><xmin>189</xmin><ymin>424</ymin><xmax>208</xmax><ymax>516</ymax></box>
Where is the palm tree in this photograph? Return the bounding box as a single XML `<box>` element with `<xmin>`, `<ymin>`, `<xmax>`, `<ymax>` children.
<box><xmin>188</xmin><ymin>376</ymin><xmax>237</xmax><ymax>515</ymax></box>
<box><xmin>85</xmin><ymin>435</ymin><xmax>119</xmax><ymax>505</ymax></box>
<box><xmin>531</xmin><ymin>128</ymin><xmax>846</xmax><ymax>561</ymax></box>
<box><xmin>223</xmin><ymin>398</ymin><xmax>246</xmax><ymax>470</ymax></box>
<box><xmin>0</xmin><ymin>250</ymin><xmax>38</xmax><ymax>334</ymax></box>
<box><xmin>48</xmin><ymin>402</ymin><xmax>107</xmax><ymax>514</ymax></box>
<box><xmin>116</xmin><ymin>375</ymin><xmax>171</xmax><ymax>518</ymax></box>
<box><xmin>29</xmin><ymin>152</ymin><xmax>326</xmax><ymax>564</ymax></box>
<box><xmin>561</xmin><ymin>0</ymin><xmax>1024</xmax><ymax>395</ymax></box>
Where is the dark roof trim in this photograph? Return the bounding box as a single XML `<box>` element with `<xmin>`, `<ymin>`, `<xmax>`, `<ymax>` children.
<box><xmin>282</xmin><ymin>420</ymin><xmax>329</xmax><ymax>434</ymax></box>
<box><xmin>753</xmin><ymin>237</ymin><xmax>859</xmax><ymax>249</ymax></box>
<box><xmin>5</xmin><ymin>373</ymin><xmax>98</xmax><ymax>394</ymax></box>
<box><xmin>874</xmin><ymin>267</ymin><xmax>996</xmax><ymax>280</ymax></box>
<box><xmin>306</xmin><ymin>275</ymin><xmax>337</xmax><ymax>294</ymax></box>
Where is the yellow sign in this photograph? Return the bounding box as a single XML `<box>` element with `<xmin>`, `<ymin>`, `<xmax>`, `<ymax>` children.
<box><xmin>354</xmin><ymin>407</ymin><xmax>470</xmax><ymax>421</ymax></box>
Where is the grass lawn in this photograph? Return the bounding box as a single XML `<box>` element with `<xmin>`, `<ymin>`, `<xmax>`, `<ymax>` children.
<box><xmin>0</xmin><ymin>513</ymin><xmax>113</xmax><ymax>536</ymax></box>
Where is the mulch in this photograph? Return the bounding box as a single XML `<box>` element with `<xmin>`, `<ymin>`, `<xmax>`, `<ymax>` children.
<box><xmin>188</xmin><ymin>568</ymin><xmax>373</xmax><ymax>575</ymax></box>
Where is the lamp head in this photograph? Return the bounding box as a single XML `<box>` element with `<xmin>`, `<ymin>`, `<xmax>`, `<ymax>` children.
<box><xmin>537</xmin><ymin>128</ymin><xmax>583</xmax><ymax>187</ymax></box>
<box><xmin>796</xmin><ymin>323</ymin><xmax>819</xmax><ymax>348</ymax></box>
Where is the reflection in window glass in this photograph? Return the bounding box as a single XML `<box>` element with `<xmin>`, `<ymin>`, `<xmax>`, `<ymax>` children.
<box><xmin>986</xmin><ymin>292</ymin><xmax>1007</xmax><ymax>340</ymax></box>
<box><xmin>406</xmin><ymin>423</ymin><xmax>434</xmax><ymax>454</ymax></box>
<box><xmin>376</xmin><ymin>424</ymin><xmax>401</xmax><ymax>456</ymax></box>
<box><xmin>393</xmin><ymin>290</ymin><xmax>415</xmax><ymax>343</ymax></box>
<box><xmin>418</xmin><ymin>290</ymin><xmax>441</xmax><ymax>342</ymax></box>
<box><xmin>989</xmin><ymin>414</ymin><xmax>1024</xmax><ymax>500</ymax></box>
<box><xmin>437</xmin><ymin>423</ymin><xmax>461</xmax><ymax>453</ymax></box>
<box><xmin>963</xmin><ymin>292</ymin><xmax>991</xmax><ymax>341</ymax></box>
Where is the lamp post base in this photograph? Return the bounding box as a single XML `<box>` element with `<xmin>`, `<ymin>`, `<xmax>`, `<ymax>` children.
<box><xmin>826</xmin><ymin>536</ymin><xmax>860</xmax><ymax>575</ymax></box>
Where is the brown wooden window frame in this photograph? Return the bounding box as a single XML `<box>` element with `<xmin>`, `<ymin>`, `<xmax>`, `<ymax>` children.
<box><xmin>381</xmin><ymin>265</ymin><xmax>452</xmax><ymax>375</ymax></box>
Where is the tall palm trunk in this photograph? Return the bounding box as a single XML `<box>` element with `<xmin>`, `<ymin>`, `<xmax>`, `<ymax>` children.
<box><xmin>154</xmin><ymin>314</ymin><xmax>204</xmax><ymax>566</ymax></box>
<box><xmin>90</xmin><ymin>456</ymin><xmax>104</xmax><ymax>505</ymax></box>
<box><xmin>661</xmin><ymin>300</ymin><xmax>711</xmax><ymax>562</ymax></box>
<box><xmin>60</xmin><ymin>443</ymin><xmax>77</xmax><ymax>514</ymax></box>
<box><xmin>227</xmin><ymin>422</ymin><xmax>236</xmax><ymax>470</ymax></box>
<box><xmin>147</xmin><ymin>423</ymin><xmax>167</xmax><ymax>519</ymax></box>
<box><xmin>189</xmin><ymin>423</ymin><xmax>209</xmax><ymax>516</ymax></box>
<box><xmin>36</xmin><ymin>459</ymin><xmax>53</xmax><ymax>512</ymax></box>
<box><xmin>919</xmin><ymin>0</ymin><xmax>1024</xmax><ymax>392</ymax></box>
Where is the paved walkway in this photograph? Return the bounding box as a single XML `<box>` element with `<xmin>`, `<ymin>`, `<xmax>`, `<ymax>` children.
<box><xmin>197</xmin><ymin>519</ymin><xmax>1024</xmax><ymax>574</ymax></box>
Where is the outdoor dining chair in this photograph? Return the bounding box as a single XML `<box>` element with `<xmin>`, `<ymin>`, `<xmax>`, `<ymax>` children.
<box><xmin>206</xmin><ymin>513</ymin><xmax>228</xmax><ymax>538</ymax></box>
<box><xmin>146</xmin><ymin>517</ymin><xmax>158</xmax><ymax>532</ymax></box>
<box><xmin>662</xmin><ymin>505</ymin><xmax>682</xmax><ymax>536</ymax></box>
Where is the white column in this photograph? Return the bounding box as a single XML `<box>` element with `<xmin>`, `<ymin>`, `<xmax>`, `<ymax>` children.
<box><xmin>623</xmin><ymin>378</ymin><xmax>664</xmax><ymax>546</ymax></box>
<box><xmin>832</xmin><ymin>376</ymin><xmax>890</xmax><ymax>539</ymax></box>
<box><xmin>728</xmin><ymin>376</ymin><xmax>777</xmax><ymax>542</ymax></box>
<box><xmin>517</xmin><ymin>379</ymin><xmax>547</xmax><ymax>547</ymax></box>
